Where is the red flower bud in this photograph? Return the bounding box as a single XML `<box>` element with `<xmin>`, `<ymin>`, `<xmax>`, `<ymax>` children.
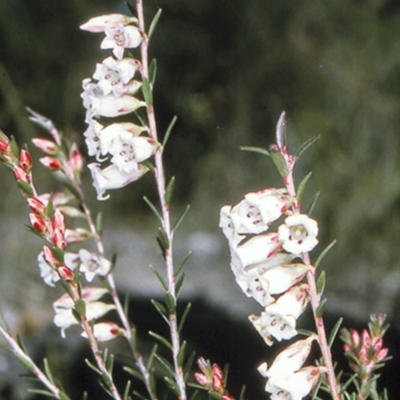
<box><xmin>27</xmin><ymin>197</ymin><xmax>46</xmax><ymax>215</ymax></box>
<box><xmin>29</xmin><ymin>213</ymin><xmax>48</xmax><ymax>234</ymax></box>
<box><xmin>58</xmin><ymin>265</ymin><xmax>74</xmax><ymax>281</ymax></box>
<box><xmin>13</xmin><ymin>165</ymin><xmax>30</xmax><ymax>183</ymax></box>
<box><xmin>52</xmin><ymin>229</ymin><xmax>66</xmax><ymax>250</ymax></box>
<box><xmin>51</xmin><ymin>209</ymin><xmax>66</xmax><ymax>232</ymax></box>
<box><xmin>31</xmin><ymin>138</ymin><xmax>58</xmax><ymax>154</ymax></box>
<box><xmin>0</xmin><ymin>139</ymin><xmax>11</xmax><ymax>154</ymax></box>
<box><xmin>40</xmin><ymin>156</ymin><xmax>63</xmax><ymax>171</ymax></box>
<box><xmin>19</xmin><ymin>149</ymin><xmax>32</xmax><ymax>172</ymax></box>
<box><xmin>43</xmin><ymin>245</ymin><xmax>60</xmax><ymax>267</ymax></box>
<box><xmin>69</xmin><ymin>143</ymin><xmax>83</xmax><ymax>173</ymax></box>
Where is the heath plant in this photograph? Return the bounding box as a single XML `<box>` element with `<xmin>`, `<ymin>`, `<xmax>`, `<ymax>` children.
<box><xmin>0</xmin><ymin>2</ymin><xmax>391</xmax><ymax>400</ymax></box>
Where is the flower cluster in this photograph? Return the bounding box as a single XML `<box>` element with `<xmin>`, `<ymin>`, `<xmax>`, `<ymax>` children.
<box><xmin>80</xmin><ymin>14</ymin><xmax>158</xmax><ymax>200</ymax></box>
<box><xmin>219</xmin><ymin>188</ymin><xmax>318</xmax><ymax>345</ymax></box>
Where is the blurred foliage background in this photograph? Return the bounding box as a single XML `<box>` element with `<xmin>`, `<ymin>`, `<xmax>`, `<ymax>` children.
<box><xmin>1</xmin><ymin>0</ymin><xmax>400</xmax><ymax>397</ymax></box>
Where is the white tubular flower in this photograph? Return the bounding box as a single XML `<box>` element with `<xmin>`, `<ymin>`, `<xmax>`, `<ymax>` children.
<box><xmin>81</xmin><ymin>322</ymin><xmax>125</xmax><ymax>342</ymax></box>
<box><xmin>79</xmin><ymin>249</ymin><xmax>112</xmax><ymax>282</ymax></box>
<box><xmin>88</xmin><ymin>163</ymin><xmax>148</xmax><ymax>200</ymax></box>
<box><xmin>265</xmin><ymin>366</ymin><xmax>324</xmax><ymax>400</ymax></box>
<box><xmin>93</xmin><ymin>57</ymin><xmax>141</xmax><ymax>97</ymax></box>
<box><xmin>80</xmin><ymin>14</ymin><xmax>138</xmax><ymax>32</ymax></box>
<box><xmin>53</xmin><ymin>287</ymin><xmax>108</xmax><ymax>311</ymax></box>
<box><xmin>249</xmin><ymin>284</ymin><xmax>309</xmax><ymax>344</ymax></box>
<box><xmin>258</xmin><ymin>335</ymin><xmax>317</xmax><ymax>380</ymax></box>
<box><xmin>101</xmin><ymin>24</ymin><xmax>143</xmax><ymax>60</ymax></box>
<box><xmin>278</xmin><ymin>214</ymin><xmax>319</xmax><ymax>255</ymax></box>
<box><xmin>235</xmin><ymin>269</ymin><xmax>274</xmax><ymax>307</ymax></box>
<box><xmin>219</xmin><ymin>205</ymin><xmax>244</xmax><ymax>247</ymax></box>
<box><xmin>234</xmin><ymin>233</ymin><xmax>280</xmax><ymax>268</ymax></box>
<box><xmin>65</xmin><ymin>228</ymin><xmax>92</xmax><ymax>243</ymax></box>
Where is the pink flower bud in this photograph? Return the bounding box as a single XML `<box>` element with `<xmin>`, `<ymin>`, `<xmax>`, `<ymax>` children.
<box><xmin>52</xmin><ymin>209</ymin><xmax>66</xmax><ymax>232</ymax></box>
<box><xmin>40</xmin><ymin>156</ymin><xmax>63</xmax><ymax>171</ymax></box>
<box><xmin>376</xmin><ymin>347</ymin><xmax>389</xmax><ymax>362</ymax></box>
<box><xmin>212</xmin><ymin>375</ymin><xmax>224</xmax><ymax>393</ymax></box>
<box><xmin>13</xmin><ymin>165</ymin><xmax>30</xmax><ymax>183</ymax></box>
<box><xmin>43</xmin><ymin>245</ymin><xmax>60</xmax><ymax>267</ymax></box>
<box><xmin>19</xmin><ymin>149</ymin><xmax>32</xmax><ymax>172</ymax></box>
<box><xmin>27</xmin><ymin>197</ymin><xmax>46</xmax><ymax>215</ymax></box>
<box><xmin>65</xmin><ymin>228</ymin><xmax>91</xmax><ymax>243</ymax></box>
<box><xmin>32</xmin><ymin>138</ymin><xmax>58</xmax><ymax>154</ymax></box>
<box><xmin>69</xmin><ymin>143</ymin><xmax>83</xmax><ymax>173</ymax></box>
<box><xmin>52</xmin><ymin>229</ymin><xmax>66</xmax><ymax>250</ymax></box>
<box><xmin>351</xmin><ymin>329</ymin><xmax>361</xmax><ymax>347</ymax></box>
<box><xmin>194</xmin><ymin>373</ymin><xmax>210</xmax><ymax>387</ymax></box>
<box><xmin>0</xmin><ymin>139</ymin><xmax>11</xmax><ymax>153</ymax></box>
<box><xmin>58</xmin><ymin>265</ymin><xmax>74</xmax><ymax>281</ymax></box>
<box><xmin>80</xmin><ymin>14</ymin><xmax>137</xmax><ymax>32</ymax></box>
<box><xmin>362</xmin><ymin>329</ymin><xmax>371</xmax><ymax>348</ymax></box>
<box><xmin>212</xmin><ymin>363</ymin><xmax>224</xmax><ymax>381</ymax></box>
<box><xmin>29</xmin><ymin>213</ymin><xmax>48</xmax><ymax>234</ymax></box>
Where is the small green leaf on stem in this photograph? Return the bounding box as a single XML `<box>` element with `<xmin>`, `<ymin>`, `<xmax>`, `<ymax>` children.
<box><xmin>148</xmin><ymin>9</ymin><xmax>162</xmax><ymax>39</ymax></box>
<box><xmin>175</xmin><ymin>273</ymin><xmax>185</xmax><ymax>298</ymax></box>
<box><xmin>172</xmin><ymin>204</ymin><xmax>190</xmax><ymax>233</ymax></box>
<box><xmin>188</xmin><ymin>389</ymin><xmax>199</xmax><ymax>400</ymax></box>
<box><xmin>174</xmin><ymin>251</ymin><xmax>192</xmax><ymax>277</ymax></box>
<box><xmin>14</xmin><ymin>352</ymin><xmax>35</xmax><ymax>372</ymax></box>
<box><xmin>294</xmin><ymin>135</ymin><xmax>320</xmax><ymax>162</ymax></box>
<box><xmin>149</xmin><ymin>264</ymin><xmax>168</xmax><ymax>290</ymax></box>
<box><xmin>10</xmin><ymin>136</ymin><xmax>19</xmax><ymax>158</ymax></box>
<box><xmin>130</xmin><ymin>326</ymin><xmax>137</xmax><ymax>353</ymax></box>
<box><xmin>43</xmin><ymin>358</ymin><xmax>54</xmax><ymax>384</ymax></box>
<box><xmin>315</xmin><ymin>240</ymin><xmax>337</xmax><ymax>268</ymax></box>
<box><xmin>151</xmin><ymin>299</ymin><xmax>169</xmax><ymax>323</ymax></box>
<box><xmin>306</xmin><ymin>191</ymin><xmax>320</xmax><ymax>215</ymax></box>
<box><xmin>27</xmin><ymin>389</ymin><xmax>57</xmax><ymax>398</ymax></box>
<box><xmin>297</xmin><ymin>172</ymin><xmax>312</xmax><ymax>202</ymax></box>
<box><xmin>164</xmin><ymin>377</ymin><xmax>180</xmax><ymax>396</ymax></box>
<box><xmin>124</xmin><ymin>366</ymin><xmax>145</xmax><ymax>382</ymax></box>
<box><xmin>316</xmin><ymin>270</ymin><xmax>326</xmax><ymax>296</ymax></box>
<box><xmin>315</xmin><ymin>298</ymin><xmax>328</xmax><ymax>318</ymax></box>
<box><xmin>106</xmin><ymin>354</ymin><xmax>114</xmax><ymax>374</ymax></box>
<box><xmin>177</xmin><ymin>340</ymin><xmax>187</xmax><ymax>368</ymax></box>
<box><xmin>157</xmin><ymin>227</ymin><xmax>170</xmax><ymax>251</ymax></box>
<box><xmin>276</xmin><ymin>111</ymin><xmax>286</xmax><ymax>150</ymax></box>
<box><xmin>269</xmin><ymin>144</ymin><xmax>289</xmax><ymax>177</ymax></box>
<box><xmin>178</xmin><ymin>302</ymin><xmax>192</xmax><ymax>333</ymax></box>
<box><xmin>74</xmin><ymin>299</ymin><xmax>86</xmax><ymax>318</ymax></box>
<box><xmin>142</xmin><ymin>78</ymin><xmax>153</xmax><ymax>107</ymax></box>
<box><xmin>240</xmin><ymin>146</ymin><xmax>271</xmax><ymax>157</ymax></box>
<box><xmin>17</xmin><ymin>181</ymin><xmax>34</xmax><ymax>197</ymax></box>
<box><xmin>162</xmin><ymin>116</ymin><xmax>177</xmax><ymax>147</ymax></box>
<box><xmin>147</xmin><ymin>343</ymin><xmax>158</xmax><ymax>370</ymax></box>
<box><xmin>165</xmin><ymin>292</ymin><xmax>176</xmax><ymax>315</ymax></box>
<box><xmin>149</xmin><ymin>58</ymin><xmax>157</xmax><ymax>86</ymax></box>
<box><xmin>123</xmin><ymin>380</ymin><xmax>132</xmax><ymax>400</ymax></box>
<box><xmin>143</xmin><ymin>196</ymin><xmax>162</xmax><ymax>221</ymax></box>
<box><xmin>96</xmin><ymin>212</ymin><xmax>103</xmax><ymax>237</ymax></box>
<box><xmin>239</xmin><ymin>385</ymin><xmax>247</xmax><ymax>400</ymax></box>
<box><xmin>149</xmin><ymin>331</ymin><xmax>173</xmax><ymax>350</ymax></box>
<box><xmin>328</xmin><ymin>317</ymin><xmax>343</xmax><ymax>348</ymax></box>
<box><xmin>85</xmin><ymin>359</ymin><xmax>102</xmax><ymax>375</ymax></box>
<box><xmin>165</xmin><ymin>176</ymin><xmax>175</xmax><ymax>206</ymax></box>
<box><xmin>154</xmin><ymin>353</ymin><xmax>174</xmax><ymax>377</ymax></box>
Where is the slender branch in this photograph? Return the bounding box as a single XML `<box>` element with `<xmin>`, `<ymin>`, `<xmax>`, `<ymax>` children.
<box><xmin>136</xmin><ymin>1</ymin><xmax>187</xmax><ymax>399</ymax></box>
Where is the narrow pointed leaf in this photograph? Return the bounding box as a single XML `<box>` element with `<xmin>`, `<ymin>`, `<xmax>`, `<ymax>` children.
<box><xmin>165</xmin><ymin>176</ymin><xmax>175</xmax><ymax>206</ymax></box>
<box><xmin>132</xmin><ymin>390</ymin><xmax>147</xmax><ymax>400</ymax></box>
<box><xmin>184</xmin><ymin>350</ymin><xmax>196</xmax><ymax>379</ymax></box>
<box><xmin>294</xmin><ymin>135</ymin><xmax>320</xmax><ymax>162</ymax></box>
<box><xmin>164</xmin><ymin>376</ymin><xmax>180</xmax><ymax>396</ymax></box>
<box><xmin>175</xmin><ymin>272</ymin><xmax>185</xmax><ymax>298</ymax></box>
<box><xmin>296</xmin><ymin>172</ymin><xmax>312</xmax><ymax>201</ymax></box>
<box><xmin>149</xmin><ymin>58</ymin><xmax>157</xmax><ymax>86</ymax></box>
<box><xmin>124</xmin><ymin>293</ymin><xmax>130</xmax><ymax>316</ymax></box>
<box><xmin>27</xmin><ymin>389</ymin><xmax>57</xmax><ymax>398</ymax></box>
<box><xmin>84</xmin><ymin>359</ymin><xmax>102</xmax><ymax>375</ymax></box>
<box><xmin>149</xmin><ymin>264</ymin><xmax>168</xmax><ymax>291</ymax></box>
<box><xmin>315</xmin><ymin>298</ymin><xmax>327</xmax><ymax>318</ymax></box>
<box><xmin>157</xmin><ymin>227</ymin><xmax>170</xmax><ymax>251</ymax></box>
<box><xmin>276</xmin><ymin>111</ymin><xmax>286</xmax><ymax>150</ymax></box>
<box><xmin>315</xmin><ymin>240</ymin><xmax>336</xmax><ymax>268</ymax></box>
<box><xmin>148</xmin><ymin>9</ymin><xmax>162</xmax><ymax>39</ymax></box>
<box><xmin>177</xmin><ymin>340</ymin><xmax>186</xmax><ymax>368</ymax></box>
<box><xmin>240</xmin><ymin>146</ymin><xmax>270</xmax><ymax>157</ymax></box>
<box><xmin>43</xmin><ymin>358</ymin><xmax>54</xmax><ymax>384</ymax></box>
<box><xmin>151</xmin><ymin>299</ymin><xmax>169</xmax><ymax>324</ymax></box>
<box><xmin>174</xmin><ymin>251</ymin><xmax>192</xmax><ymax>277</ymax></box>
<box><xmin>269</xmin><ymin>145</ymin><xmax>289</xmax><ymax>177</ymax></box>
<box><xmin>328</xmin><ymin>317</ymin><xmax>343</xmax><ymax>348</ymax></box>
<box><xmin>17</xmin><ymin>181</ymin><xmax>34</xmax><ymax>197</ymax></box>
<box><xmin>178</xmin><ymin>302</ymin><xmax>192</xmax><ymax>333</ymax></box>
<box><xmin>316</xmin><ymin>270</ymin><xmax>326</xmax><ymax>296</ymax></box>
<box><xmin>147</xmin><ymin>343</ymin><xmax>158</xmax><ymax>370</ymax></box>
<box><xmin>74</xmin><ymin>299</ymin><xmax>86</xmax><ymax>318</ymax></box>
<box><xmin>154</xmin><ymin>353</ymin><xmax>174</xmax><ymax>377</ymax></box>
<box><xmin>189</xmin><ymin>389</ymin><xmax>199</xmax><ymax>400</ymax></box>
<box><xmin>123</xmin><ymin>366</ymin><xmax>145</xmax><ymax>382</ymax></box>
<box><xmin>96</xmin><ymin>212</ymin><xmax>103</xmax><ymax>237</ymax></box>
<box><xmin>165</xmin><ymin>292</ymin><xmax>175</xmax><ymax>315</ymax></box>
<box><xmin>123</xmin><ymin>380</ymin><xmax>132</xmax><ymax>400</ymax></box>
<box><xmin>162</xmin><ymin>116</ymin><xmax>177</xmax><ymax>147</ymax></box>
<box><xmin>306</xmin><ymin>191</ymin><xmax>320</xmax><ymax>215</ymax></box>
<box><xmin>142</xmin><ymin>78</ymin><xmax>153</xmax><ymax>107</ymax></box>
<box><xmin>143</xmin><ymin>196</ymin><xmax>162</xmax><ymax>221</ymax></box>
<box><xmin>148</xmin><ymin>331</ymin><xmax>173</xmax><ymax>350</ymax></box>
<box><xmin>106</xmin><ymin>354</ymin><xmax>114</xmax><ymax>374</ymax></box>
<box><xmin>239</xmin><ymin>385</ymin><xmax>247</xmax><ymax>400</ymax></box>
<box><xmin>172</xmin><ymin>204</ymin><xmax>190</xmax><ymax>233</ymax></box>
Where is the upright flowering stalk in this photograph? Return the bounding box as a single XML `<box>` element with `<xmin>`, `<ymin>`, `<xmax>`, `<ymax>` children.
<box><xmin>80</xmin><ymin>4</ymin><xmax>188</xmax><ymax>399</ymax></box>
<box><xmin>219</xmin><ymin>112</ymin><xmax>342</xmax><ymax>400</ymax></box>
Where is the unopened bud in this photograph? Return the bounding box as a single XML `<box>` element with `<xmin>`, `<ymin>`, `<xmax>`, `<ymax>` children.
<box><xmin>40</xmin><ymin>156</ymin><xmax>63</xmax><ymax>171</ymax></box>
<box><xmin>29</xmin><ymin>213</ymin><xmax>48</xmax><ymax>234</ymax></box>
<box><xmin>27</xmin><ymin>197</ymin><xmax>46</xmax><ymax>215</ymax></box>
<box><xmin>13</xmin><ymin>165</ymin><xmax>30</xmax><ymax>183</ymax></box>
<box><xmin>19</xmin><ymin>149</ymin><xmax>33</xmax><ymax>172</ymax></box>
<box><xmin>32</xmin><ymin>138</ymin><xmax>59</xmax><ymax>155</ymax></box>
<box><xmin>58</xmin><ymin>265</ymin><xmax>74</xmax><ymax>281</ymax></box>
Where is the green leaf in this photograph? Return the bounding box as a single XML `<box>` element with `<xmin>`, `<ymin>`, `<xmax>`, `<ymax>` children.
<box><xmin>147</xmin><ymin>343</ymin><xmax>158</xmax><ymax>370</ymax></box>
<box><xmin>84</xmin><ymin>359</ymin><xmax>102</xmax><ymax>375</ymax></box>
<box><xmin>43</xmin><ymin>358</ymin><xmax>54</xmax><ymax>384</ymax></box>
<box><xmin>296</xmin><ymin>172</ymin><xmax>312</xmax><ymax>202</ymax></box>
<box><xmin>306</xmin><ymin>191</ymin><xmax>320</xmax><ymax>215</ymax></box>
<box><xmin>157</xmin><ymin>227</ymin><xmax>170</xmax><ymax>251</ymax></box>
<box><xmin>123</xmin><ymin>367</ymin><xmax>145</xmax><ymax>382</ymax></box>
<box><xmin>328</xmin><ymin>317</ymin><xmax>343</xmax><ymax>348</ymax></box>
<box><xmin>123</xmin><ymin>293</ymin><xmax>130</xmax><ymax>316</ymax></box>
<box><xmin>239</xmin><ymin>385</ymin><xmax>247</xmax><ymax>400</ymax></box>
<box><xmin>142</xmin><ymin>78</ymin><xmax>153</xmax><ymax>107</ymax></box>
<box><xmin>177</xmin><ymin>341</ymin><xmax>186</xmax><ymax>368</ymax></box>
<box><xmin>74</xmin><ymin>299</ymin><xmax>86</xmax><ymax>318</ymax></box>
<box><xmin>315</xmin><ymin>298</ymin><xmax>328</xmax><ymax>318</ymax></box>
<box><xmin>59</xmin><ymin>391</ymin><xmax>71</xmax><ymax>400</ymax></box>
<box><xmin>149</xmin><ymin>58</ymin><xmax>157</xmax><ymax>86</ymax></box>
<box><xmin>240</xmin><ymin>146</ymin><xmax>271</xmax><ymax>157</ymax></box>
<box><xmin>175</xmin><ymin>273</ymin><xmax>185</xmax><ymax>298</ymax></box>
<box><xmin>315</xmin><ymin>240</ymin><xmax>336</xmax><ymax>268</ymax></box>
<box><xmin>151</xmin><ymin>299</ymin><xmax>169</xmax><ymax>324</ymax></box>
<box><xmin>132</xmin><ymin>390</ymin><xmax>148</xmax><ymax>400</ymax></box>
<box><xmin>172</xmin><ymin>204</ymin><xmax>190</xmax><ymax>233</ymax></box>
<box><xmin>162</xmin><ymin>116</ymin><xmax>177</xmax><ymax>147</ymax></box>
<box><xmin>339</xmin><ymin>374</ymin><xmax>358</xmax><ymax>396</ymax></box>
<box><xmin>10</xmin><ymin>135</ymin><xmax>19</xmax><ymax>158</ymax></box>
<box><xmin>164</xmin><ymin>376</ymin><xmax>180</xmax><ymax>396</ymax></box>
<box><xmin>316</xmin><ymin>271</ymin><xmax>326</xmax><ymax>296</ymax></box>
<box><xmin>154</xmin><ymin>353</ymin><xmax>174</xmax><ymax>377</ymax></box>
<box><xmin>27</xmin><ymin>389</ymin><xmax>57</xmax><ymax>398</ymax></box>
<box><xmin>183</xmin><ymin>350</ymin><xmax>196</xmax><ymax>379</ymax></box>
<box><xmin>165</xmin><ymin>292</ymin><xmax>175</xmax><ymax>315</ymax></box>
<box><xmin>96</xmin><ymin>212</ymin><xmax>103</xmax><ymax>237</ymax></box>
<box><xmin>188</xmin><ymin>389</ymin><xmax>199</xmax><ymax>400</ymax></box>
<box><xmin>106</xmin><ymin>353</ymin><xmax>114</xmax><ymax>374</ymax></box>
<box><xmin>269</xmin><ymin>145</ymin><xmax>289</xmax><ymax>177</ymax></box>
<box><xmin>149</xmin><ymin>331</ymin><xmax>173</xmax><ymax>350</ymax></box>
<box><xmin>17</xmin><ymin>180</ymin><xmax>34</xmax><ymax>197</ymax></box>
<box><xmin>123</xmin><ymin>380</ymin><xmax>132</xmax><ymax>400</ymax></box>
<box><xmin>51</xmin><ymin>246</ymin><xmax>65</xmax><ymax>263</ymax></box>
<box><xmin>143</xmin><ymin>196</ymin><xmax>162</xmax><ymax>221</ymax></box>
<box><xmin>174</xmin><ymin>251</ymin><xmax>192</xmax><ymax>277</ymax></box>
<box><xmin>178</xmin><ymin>302</ymin><xmax>192</xmax><ymax>333</ymax></box>
<box><xmin>130</xmin><ymin>326</ymin><xmax>137</xmax><ymax>353</ymax></box>
<box><xmin>165</xmin><ymin>176</ymin><xmax>175</xmax><ymax>206</ymax></box>
<box><xmin>294</xmin><ymin>135</ymin><xmax>320</xmax><ymax>162</ymax></box>
<box><xmin>148</xmin><ymin>9</ymin><xmax>162</xmax><ymax>39</ymax></box>
<box><xmin>148</xmin><ymin>264</ymin><xmax>168</xmax><ymax>291</ymax></box>
<box><xmin>14</xmin><ymin>352</ymin><xmax>34</xmax><ymax>372</ymax></box>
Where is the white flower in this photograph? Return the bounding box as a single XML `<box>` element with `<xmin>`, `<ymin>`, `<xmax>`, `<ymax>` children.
<box><xmin>79</xmin><ymin>249</ymin><xmax>112</xmax><ymax>282</ymax></box>
<box><xmin>249</xmin><ymin>284</ymin><xmax>309</xmax><ymax>344</ymax></box>
<box><xmin>233</xmin><ymin>233</ymin><xmax>280</xmax><ymax>268</ymax></box>
<box><xmin>88</xmin><ymin>162</ymin><xmax>148</xmax><ymax>200</ymax></box>
<box><xmin>93</xmin><ymin>57</ymin><xmax>141</xmax><ymax>97</ymax></box>
<box><xmin>266</xmin><ymin>366</ymin><xmax>324</xmax><ymax>400</ymax></box>
<box><xmin>278</xmin><ymin>214</ymin><xmax>318</xmax><ymax>255</ymax></box>
<box><xmin>101</xmin><ymin>24</ymin><xmax>143</xmax><ymax>60</ymax></box>
<box><xmin>53</xmin><ymin>287</ymin><xmax>108</xmax><ymax>310</ymax></box>
<box><xmin>246</xmin><ymin>253</ymin><xmax>294</xmax><ymax>275</ymax></box>
<box><xmin>81</xmin><ymin>322</ymin><xmax>125</xmax><ymax>342</ymax></box>
<box><xmin>80</xmin><ymin>14</ymin><xmax>138</xmax><ymax>32</ymax></box>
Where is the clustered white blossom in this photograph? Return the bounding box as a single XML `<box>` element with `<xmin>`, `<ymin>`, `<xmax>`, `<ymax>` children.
<box><xmin>219</xmin><ymin>187</ymin><xmax>320</xmax><ymax>398</ymax></box>
<box><xmin>80</xmin><ymin>14</ymin><xmax>158</xmax><ymax>200</ymax></box>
